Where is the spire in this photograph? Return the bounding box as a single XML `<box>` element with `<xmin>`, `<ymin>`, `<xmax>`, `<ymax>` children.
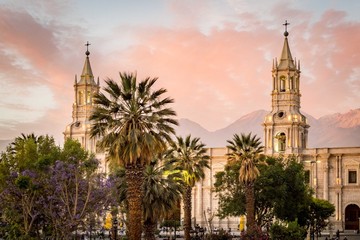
<box><xmin>78</xmin><ymin>41</ymin><xmax>96</xmax><ymax>85</ymax></box>
<box><xmin>277</xmin><ymin>20</ymin><xmax>295</xmax><ymax>70</ymax></box>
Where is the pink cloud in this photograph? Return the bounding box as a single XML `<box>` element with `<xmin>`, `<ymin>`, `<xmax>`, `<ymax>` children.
<box><xmin>0</xmin><ymin>7</ymin><xmax>85</xmax><ymax>141</ymax></box>
<box><xmin>95</xmin><ymin>10</ymin><xmax>360</xmax><ymax>132</ymax></box>
<box><xmin>295</xmin><ymin>10</ymin><xmax>360</xmax><ymax>116</ymax></box>
<box><xmin>1</xmin><ymin>3</ymin><xmax>360</xmax><ymax>145</ymax></box>
<box><xmin>95</xmin><ymin>26</ymin><xmax>279</xmax><ymax>130</ymax></box>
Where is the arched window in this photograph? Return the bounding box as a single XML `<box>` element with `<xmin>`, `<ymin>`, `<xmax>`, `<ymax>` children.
<box><xmin>87</xmin><ymin>91</ymin><xmax>91</xmax><ymax>103</ymax></box>
<box><xmin>78</xmin><ymin>91</ymin><xmax>84</xmax><ymax>105</ymax></box>
<box><xmin>275</xmin><ymin>132</ymin><xmax>286</xmax><ymax>152</ymax></box>
<box><xmin>280</xmin><ymin>76</ymin><xmax>286</xmax><ymax>92</ymax></box>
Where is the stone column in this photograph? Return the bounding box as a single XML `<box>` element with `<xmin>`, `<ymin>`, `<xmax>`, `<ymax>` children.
<box><xmin>323</xmin><ymin>154</ymin><xmax>330</xmax><ymax>200</ymax></box>
<box><xmin>192</xmin><ymin>187</ymin><xmax>197</xmax><ymax>226</ymax></box>
<box><xmin>311</xmin><ymin>155</ymin><xmax>318</xmax><ymax>198</ymax></box>
<box><xmin>196</xmin><ymin>181</ymin><xmax>203</xmax><ymax>226</ymax></box>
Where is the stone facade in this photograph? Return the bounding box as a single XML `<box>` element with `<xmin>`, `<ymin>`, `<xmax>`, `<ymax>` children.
<box><xmin>65</xmin><ymin>31</ymin><xmax>360</xmax><ymax>232</ymax></box>
<box><xmin>63</xmin><ymin>47</ymin><xmax>106</xmax><ymax>173</ymax></box>
<box><xmin>192</xmin><ymin>30</ymin><xmax>360</xmax><ymax>232</ymax></box>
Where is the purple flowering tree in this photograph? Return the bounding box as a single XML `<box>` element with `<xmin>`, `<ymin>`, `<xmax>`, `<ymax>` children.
<box><xmin>0</xmin><ymin>135</ymin><xmax>114</xmax><ymax>239</ymax></box>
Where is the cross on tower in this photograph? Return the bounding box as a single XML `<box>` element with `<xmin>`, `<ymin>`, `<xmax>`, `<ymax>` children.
<box><xmin>85</xmin><ymin>41</ymin><xmax>91</xmax><ymax>56</ymax></box>
<box><xmin>283</xmin><ymin>20</ymin><xmax>290</xmax><ymax>36</ymax></box>
<box><xmin>283</xmin><ymin>20</ymin><xmax>290</xmax><ymax>31</ymax></box>
<box><xmin>85</xmin><ymin>41</ymin><xmax>91</xmax><ymax>51</ymax></box>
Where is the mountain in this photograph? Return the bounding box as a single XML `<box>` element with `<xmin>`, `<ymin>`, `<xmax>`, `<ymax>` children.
<box><xmin>318</xmin><ymin>109</ymin><xmax>360</xmax><ymax>128</ymax></box>
<box><xmin>175</xmin><ymin>109</ymin><xmax>360</xmax><ymax>148</ymax></box>
<box><xmin>175</xmin><ymin>110</ymin><xmax>268</xmax><ymax>147</ymax></box>
<box><xmin>311</xmin><ymin>108</ymin><xmax>360</xmax><ymax>147</ymax></box>
<box><xmin>1</xmin><ymin>109</ymin><xmax>359</xmax><ymax>152</ymax></box>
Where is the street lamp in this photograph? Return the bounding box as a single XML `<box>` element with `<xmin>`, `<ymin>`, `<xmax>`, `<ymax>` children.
<box><xmin>112</xmin><ymin>217</ymin><xmax>118</xmax><ymax>240</ymax></box>
<box><xmin>199</xmin><ymin>227</ymin><xmax>205</xmax><ymax>239</ymax></box>
<box><xmin>192</xmin><ymin>225</ymin><xmax>205</xmax><ymax>240</ymax></box>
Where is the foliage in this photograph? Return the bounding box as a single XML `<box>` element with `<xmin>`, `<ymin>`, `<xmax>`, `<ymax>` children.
<box><xmin>205</xmin><ymin>229</ymin><xmax>233</xmax><ymax>240</ymax></box>
<box><xmin>0</xmin><ymin>135</ymin><xmax>113</xmax><ymax>239</ymax></box>
<box><xmin>168</xmin><ymin>135</ymin><xmax>210</xmax><ymax>240</ymax></box>
<box><xmin>240</xmin><ymin>226</ymin><xmax>269</xmax><ymax>240</ymax></box>
<box><xmin>161</xmin><ymin>219</ymin><xmax>181</xmax><ymax>229</ymax></box>
<box><xmin>142</xmin><ymin>158</ymin><xmax>183</xmax><ymax>240</ymax></box>
<box><xmin>214</xmin><ymin>156</ymin><xmax>313</xmax><ymax>228</ymax></box>
<box><xmin>270</xmin><ymin>221</ymin><xmax>307</xmax><ymax>240</ymax></box>
<box><xmin>214</xmin><ymin>161</ymin><xmax>246</xmax><ymax>218</ymax></box>
<box><xmin>108</xmin><ymin>154</ymin><xmax>183</xmax><ymax>240</ymax></box>
<box><xmin>226</xmin><ymin>133</ymin><xmax>264</xmax><ymax>185</ymax></box>
<box><xmin>0</xmin><ymin>134</ymin><xmax>60</xmax><ymax>239</ymax></box>
<box><xmin>90</xmin><ymin>72</ymin><xmax>177</xmax><ymax>240</ymax></box>
<box><xmin>256</xmin><ymin>157</ymin><xmax>312</xmax><ymax>227</ymax></box>
<box><xmin>308</xmin><ymin>198</ymin><xmax>335</xmax><ymax>238</ymax></box>
<box><xmin>226</xmin><ymin>133</ymin><xmax>264</xmax><ymax>232</ymax></box>
<box><xmin>90</xmin><ymin>72</ymin><xmax>178</xmax><ymax>168</ymax></box>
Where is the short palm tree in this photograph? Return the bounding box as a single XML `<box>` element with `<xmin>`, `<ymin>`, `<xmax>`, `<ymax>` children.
<box><xmin>142</xmin><ymin>157</ymin><xmax>183</xmax><ymax>240</ymax></box>
<box><xmin>168</xmin><ymin>135</ymin><xmax>210</xmax><ymax>240</ymax></box>
<box><xmin>226</xmin><ymin>133</ymin><xmax>264</xmax><ymax>234</ymax></box>
<box><xmin>90</xmin><ymin>72</ymin><xmax>177</xmax><ymax>240</ymax></box>
<box><xmin>111</xmin><ymin>157</ymin><xmax>183</xmax><ymax>240</ymax></box>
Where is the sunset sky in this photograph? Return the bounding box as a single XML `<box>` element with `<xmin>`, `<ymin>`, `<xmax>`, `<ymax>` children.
<box><xmin>1</xmin><ymin>0</ymin><xmax>360</xmax><ymax>145</ymax></box>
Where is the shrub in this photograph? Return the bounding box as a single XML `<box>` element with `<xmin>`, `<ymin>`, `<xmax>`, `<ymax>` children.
<box><xmin>270</xmin><ymin>221</ymin><xmax>307</xmax><ymax>240</ymax></box>
<box><xmin>240</xmin><ymin>227</ymin><xmax>269</xmax><ymax>240</ymax></box>
<box><xmin>204</xmin><ymin>229</ymin><xmax>233</xmax><ymax>240</ymax></box>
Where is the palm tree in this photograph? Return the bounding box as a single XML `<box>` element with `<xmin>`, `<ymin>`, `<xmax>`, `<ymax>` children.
<box><xmin>168</xmin><ymin>135</ymin><xmax>210</xmax><ymax>240</ymax></box>
<box><xmin>110</xmin><ymin>155</ymin><xmax>183</xmax><ymax>240</ymax></box>
<box><xmin>90</xmin><ymin>72</ymin><xmax>178</xmax><ymax>240</ymax></box>
<box><xmin>226</xmin><ymin>133</ymin><xmax>264</xmax><ymax>234</ymax></box>
<box><xmin>142</xmin><ymin>157</ymin><xmax>183</xmax><ymax>240</ymax></box>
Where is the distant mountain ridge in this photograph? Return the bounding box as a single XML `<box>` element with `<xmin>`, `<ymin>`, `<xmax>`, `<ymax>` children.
<box><xmin>1</xmin><ymin>109</ymin><xmax>360</xmax><ymax>152</ymax></box>
<box><xmin>175</xmin><ymin>109</ymin><xmax>360</xmax><ymax>148</ymax></box>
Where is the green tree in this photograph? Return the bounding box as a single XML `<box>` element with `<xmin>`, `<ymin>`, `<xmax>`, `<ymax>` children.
<box><xmin>43</xmin><ymin>139</ymin><xmax>110</xmax><ymax>239</ymax></box>
<box><xmin>214</xmin><ymin>161</ymin><xmax>246</xmax><ymax>218</ymax></box>
<box><xmin>214</xmin><ymin>156</ymin><xmax>313</xmax><ymax>230</ymax></box>
<box><xmin>0</xmin><ymin>136</ymin><xmax>112</xmax><ymax>239</ymax></box>
<box><xmin>270</xmin><ymin>220</ymin><xmax>307</xmax><ymax>240</ymax></box>
<box><xmin>256</xmin><ymin>157</ymin><xmax>312</xmax><ymax>227</ymax></box>
<box><xmin>308</xmin><ymin>198</ymin><xmax>335</xmax><ymax>240</ymax></box>
<box><xmin>142</xmin><ymin>157</ymin><xmax>183</xmax><ymax>240</ymax></box>
<box><xmin>108</xmin><ymin>155</ymin><xmax>183</xmax><ymax>240</ymax></box>
<box><xmin>226</xmin><ymin>133</ymin><xmax>264</xmax><ymax>234</ymax></box>
<box><xmin>0</xmin><ymin>134</ymin><xmax>60</xmax><ymax>239</ymax></box>
<box><xmin>168</xmin><ymin>135</ymin><xmax>210</xmax><ymax>240</ymax></box>
<box><xmin>90</xmin><ymin>72</ymin><xmax>177</xmax><ymax>240</ymax></box>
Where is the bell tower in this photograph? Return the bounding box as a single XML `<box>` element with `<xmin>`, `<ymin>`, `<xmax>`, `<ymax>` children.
<box><xmin>263</xmin><ymin>21</ymin><xmax>309</xmax><ymax>155</ymax></box>
<box><xmin>64</xmin><ymin>42</ymin><xmax>100</xmax><ymax>153</ymax></box>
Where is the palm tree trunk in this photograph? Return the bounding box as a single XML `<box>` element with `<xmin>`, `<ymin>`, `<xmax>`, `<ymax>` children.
<box><xmin>126</xmin><ymin>165</ymin><xmax>144</xmax><ymax>240</ymax></box>
<box><xmin>245</xmin><ymin>182</ymin><xmax>255</xmax><ymax>233</ymax></box>
<box><xmin>143</xmin><ymin>218</ymin><xmax>157</xmax><ymax>240</ymax></box>
<box><xmin>183</xmin><ymin>186</ymin><xmax>192</xmax><ymax>240</ymax></box>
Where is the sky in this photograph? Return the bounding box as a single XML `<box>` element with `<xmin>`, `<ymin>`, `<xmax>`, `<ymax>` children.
<box><xmin>0</xmin><ymin>0</ymin><xmax>360</xmax><ymax>145</ymax></box>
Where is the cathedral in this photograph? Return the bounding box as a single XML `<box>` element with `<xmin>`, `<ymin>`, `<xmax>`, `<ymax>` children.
<box><xmin>64</xmin><ymin>27</ymin><xmax>360</xmax><ymax>233</ymax></box>
<box><xmin>63</xmin><ymin>43</ymin><xmax>106</xmax><ymax>172</ymax></box>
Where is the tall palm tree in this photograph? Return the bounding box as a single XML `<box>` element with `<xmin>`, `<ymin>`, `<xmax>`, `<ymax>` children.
<box><xmin>168</xmin><ymin>135</ymin><xmax>210</xmax><ymax>240</ymax></box>
<box><xmin>226</xmin><ymin>133</ymin><xmax>264</xmax><ymax>234</ymax></box>
<box><xmin>142</xmin><ymin>157</ymin><xmax>183</xmax><ymax>240</ymax></box>
<box><xmin>90</xmin><ymin>72</ymin><xmax>178</xmax><ymax>240</ymax></box>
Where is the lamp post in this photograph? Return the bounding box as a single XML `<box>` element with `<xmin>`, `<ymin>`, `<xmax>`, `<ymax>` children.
<box><xmin>192</xmin><ymin>224</ymin><xmax>204</xmax><ymax>240</ymax></box>
<box><xmin>112</xmin><ymin>217</ymin><xmax>118</xmax><ymax>240</ymax></box>
<box><xmin>206</xmin><ymin>207</ymin><xmax>213</xmax><ymax>235</ymax></box>
<box><xmin>199</xmin><ymin>227</ymin><xmax>205</xmax><ymax>239</ymax></box>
